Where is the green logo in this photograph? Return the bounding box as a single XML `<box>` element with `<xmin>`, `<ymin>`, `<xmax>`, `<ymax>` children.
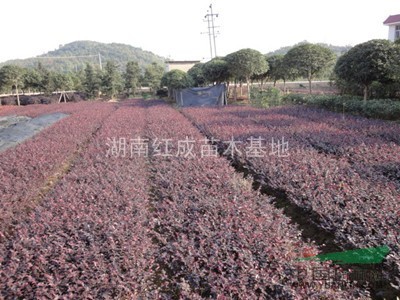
<box><xmin>298</xmin><ymin>245</ymin><xmax>390</xmax><ymax>264</ymax></box>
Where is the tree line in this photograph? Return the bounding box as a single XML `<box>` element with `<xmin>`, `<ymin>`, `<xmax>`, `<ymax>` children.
<box><xmin>161</xmin><ymin>44</ymin><xmax>336</xmax><ymax>101</ymax></box>
<box><xmin>163</xmin><ymin>39</ymin><xmax>400</xmax><ymax>102</ymax></box>
<box><xmin>2</xmin><ymin>39</ymin><xmax>400</xmax><ymax>105</ymax></box>
<box><xmin>0</xmin><ymin>61</ymin><xmax>165</xmax><ymax>105</ymax></box>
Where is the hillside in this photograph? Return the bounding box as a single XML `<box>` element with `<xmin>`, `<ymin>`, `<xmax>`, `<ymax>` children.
<box><xmin>267</xmin><ymin>41</ymin><xmax>352</xmax><ymax>57</ymax></box>
<box><xmin>0</xmin><ymin>41</ymin><xmax>165</xmax><ymax>72</ymax></box>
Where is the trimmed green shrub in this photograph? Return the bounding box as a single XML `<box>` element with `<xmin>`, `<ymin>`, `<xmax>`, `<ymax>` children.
<box><xmin>250</xmin><ymin>87</ymin><xmax>283</xmax><ymax>108</ymax></box>
<box><xmin>284</xmin><ymin>94</ymin><xmax>400</xmax><ymax>120</ymax></box>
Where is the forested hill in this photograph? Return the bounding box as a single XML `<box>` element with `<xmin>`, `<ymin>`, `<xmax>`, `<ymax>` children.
<box><xmin>267</xmin><ymin>41</ymin><xmax>352</xmax><ymax>56</ymax></box>
<box><xmin>0</xmin><ymin>41</ymin><xmax>165</xmax><ymax>72</ymax></box>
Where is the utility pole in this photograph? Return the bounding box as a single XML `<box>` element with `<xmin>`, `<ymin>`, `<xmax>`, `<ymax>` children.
<box><xmin>203</xmin><ymin>3</ymin><xmax>219</xmax><ymax>59</ymax></box>
<box><xmin>209</xmin><ymin>4</ymin><xmax>218</xmax><ymax>57</ymax></box>
<box><xmin>98</xmin><ymin>53</ymin><xmax>103</xmax><ymax>70</ymax></box>
<box><xmin>205</xmin><ymin>12</ymin><xmax>213</xmax><ymax>59</ymax></box>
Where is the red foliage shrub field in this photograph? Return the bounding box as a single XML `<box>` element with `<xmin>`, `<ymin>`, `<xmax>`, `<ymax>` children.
<box><xmin>1</xmin><ymin>99</ymin><xmax>398</xmax><ymax>298</ymax></box>
<box><xmin>143</xmin><ymin>102</ymin><xmax>364</xmax><ymax>298</ymax></box>
<box><xmin>0</xmin><ymin>102</ymin><xmax>116</xmax><ymax>235</ymax></box>
<box><xmin>0</xmin><ymin>105</ymin><xmax>19</xmax><ymax>116</ymax></box>
<box><xmin>183</xmin><ymin>105</ymin><xmax>400</xmax><ymax>289</ymax></box>
<box><xmin>1</xmin><ymin>101</ymin><xmax>155</xmax><ymax>298</ymax></box>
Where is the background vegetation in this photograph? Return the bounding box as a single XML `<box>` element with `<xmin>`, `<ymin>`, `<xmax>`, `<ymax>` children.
<box><xmin>2</xmin><ymin>39</ymin><xmax>400</xmax><ymax>122</ymax></box>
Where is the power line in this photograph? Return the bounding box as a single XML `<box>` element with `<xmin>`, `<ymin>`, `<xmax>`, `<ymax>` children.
<box><xmin>98</xmin><ymin>53</ymin><xmax>103</xmax><ymax>70</ymax></box>
<box><xmin>36</xmin><ymin>54</ymin><xmax>98</xmax><ymax>59</ymax></box>
<box><xmin>36</xmin><ymin>53</ymin><xmax>103</xmax><ymax>70</ymax></box>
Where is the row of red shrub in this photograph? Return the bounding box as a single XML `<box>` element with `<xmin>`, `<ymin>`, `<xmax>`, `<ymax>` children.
<box><xmin>182</xmin><ymin>105</ymin><xmax>400</xmax><ymax>289</ymax></box>
<box><xmin>0</xmin><ymin>100</ymin><xmax>106</xmax><ymax>118</ymax></box>
<box><xmin>271</xmin><ymin>106</ymin><xmax>400</xmax><ymax>191</ymax></box>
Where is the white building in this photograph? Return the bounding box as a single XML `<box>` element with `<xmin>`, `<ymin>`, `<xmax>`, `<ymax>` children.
<box><xmin>165</xmin><ymin>60</ymin><xmax>200</xmax><ymax>73</ymax></box>
<box><xmin>383</xmin><ymin>14</ymin><xmax>400</xmax><ymax>42</ymax></box>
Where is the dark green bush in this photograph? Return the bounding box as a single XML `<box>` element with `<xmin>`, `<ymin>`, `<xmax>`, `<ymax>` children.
<box><xmin>141</xmin><ymin>92</ymin><xmax>152</xmax><ymax>100</ymax></box>
<box><xmin>156</xmin><ymin>88</ymin><xmax>168</xmax><ymax>98</ymax></box>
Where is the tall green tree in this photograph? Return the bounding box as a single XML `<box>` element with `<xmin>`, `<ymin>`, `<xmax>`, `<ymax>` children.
<box><xmin>267</xmin><ymin>55</ymin><xmax>285</xmax><ymax>86</ymax></box>
<box><xmin>102</xmin><ymin>61</ymin><xmax>122</xmax><ymax>99</ymax></box>
<box><xmin>161</xmin><ymin>69</ymin><xmax>193</xmax><ymax>99</ymax></box>
<box><xmin>35</xmin><ymin>62</ymin><xmax>53</xmax><ymax>94</ymax></box>
<box><xmin>22</xmin><ymin>68</ymin><xmax>42</xmax><ymax>93</ymax></box>
<box><xmin>268</xmin><ymin>54</ymin><xmax>297</xmax><ymax>92</ymax></box>
<box><xmin>69</xmin><ymin>70</ymin><xmax>84</xmax><ymax>92</ymax></box>
<box><xmin>335</xmin><ymin>39</ymin><xmax>398</xmax><ymax>101</ymax></box>
<box><xmin>390</xmin><ymin>41</ymin><xmax>400</xmax><ymax>85</ymax></box>
<box><xmin>251</xmin><ymin>57</ymin><xmax>269</xmax><ymax>90</ymax></box>
<box><xmin>0</xmin><ymin>65</ymin><xmax>25</xmax><ymax>106</ymax></box>
<box><xmin>284</xmin><ymin>43</ymin><xmax>335</xmax><ymax>94</ymax></box>
<box><xmin>202</xmin><ymin>58</ymin><xmax>230</xmax><ymax>85</ymax></box>
<box><xmin>50</xmin><ymin>72</ymin><xmax>74</xmax><ymax>92</ymax></box>
<box><xmin>225</xmin><ymin>48</ymin><xmax>268</xmax><ymax>100</ymax></box>
<box><xmin>83</xmin><ymin>63</ymin><xmax>101</xmax><ymax>99</ymax></box>
<box><xmin>187</xmin><ymin>63</ymin><xmax>206</xmax><ymax>87</ymax></box>
<box><xmin>143</xmin><ymin>62</ymin><xmax>165</xmax><ymax>93</ymax></box>
<box><xmin>124</xmin><ymin>61</ymin><xmax>141</xmax><ymax>96</ymax></box>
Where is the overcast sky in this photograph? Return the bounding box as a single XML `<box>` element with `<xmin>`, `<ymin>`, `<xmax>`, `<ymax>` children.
<box><xmin>1</xmin><ymin>0</ymin><xmax>399</xmax><ymax>63</ymax></box>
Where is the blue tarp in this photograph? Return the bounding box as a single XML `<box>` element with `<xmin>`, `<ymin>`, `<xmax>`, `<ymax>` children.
<box><xmin>175</xmin><ymin>84</ymin><xmax>226</xmax><ymax>107</ymax></box>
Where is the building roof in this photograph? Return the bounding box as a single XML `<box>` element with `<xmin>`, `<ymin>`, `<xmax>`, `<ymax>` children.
<box><xmin>383</xmin><ymin>14</ymin><xmax>400</xmax><ymax>25</ymax></box>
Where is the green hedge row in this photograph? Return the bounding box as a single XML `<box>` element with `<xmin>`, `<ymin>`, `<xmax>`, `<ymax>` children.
<box><xmin>284</xmin><ymin>94</ymin><xmax>400</xmax><ymax>121</ymax></box>
<box><xmin>249</xmin><ymin>87</ymin><xmax>284</xmax><ymax>108</ymax></box>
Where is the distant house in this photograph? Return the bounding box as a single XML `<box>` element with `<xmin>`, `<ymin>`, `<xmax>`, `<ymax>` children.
<box><xmin>165</xmin><ymin>60</ymin><xmax>200</xmax><ymax>73</ymax></box>
<box><xmin>383</xmin><ymin>14</ymin><xmax>400</xmax><ymax>42</ymax></box>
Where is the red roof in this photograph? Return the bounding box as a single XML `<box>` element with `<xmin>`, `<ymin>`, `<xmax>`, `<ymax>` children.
<box><xmin>383</xmin><ymin>14</ymin><xmax>400</xmax><ymax>25</ymax></box>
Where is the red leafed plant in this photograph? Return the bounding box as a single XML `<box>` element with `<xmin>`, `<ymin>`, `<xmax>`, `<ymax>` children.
<box><xmin>183</xmin><ymin>104</ymin><xmax>400</xmax><ymax>290</ymax></box>
<box><xmin>0</xmin><ymin>100</ymin><xmax>377</xmax><ymax>298</ymax></box>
